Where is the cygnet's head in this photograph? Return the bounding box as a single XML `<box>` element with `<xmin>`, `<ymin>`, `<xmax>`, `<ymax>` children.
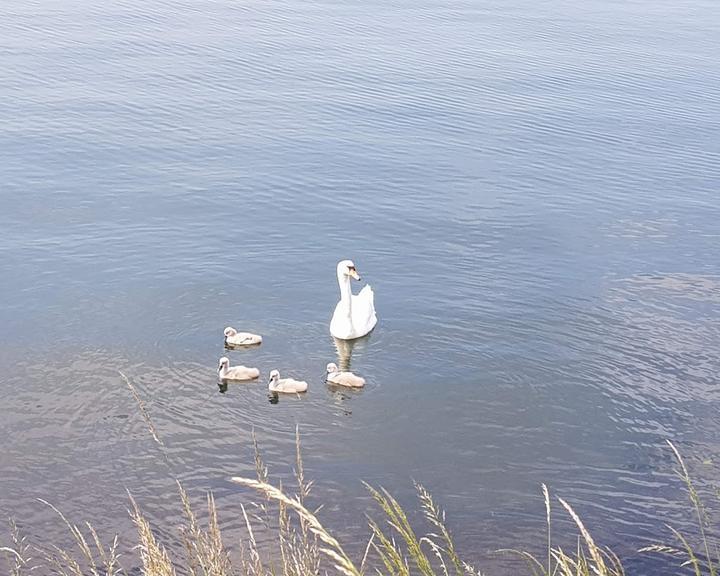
<box><xmin>326</xmin><ymin>362</ymin><xmax>339</xmax><ymax>374</ymax></box>
<box><xmin>268</xmin><ymin>369</ymin><xmax>280</xmax><ymax>382</ymax></box>
<box><xmin>337</xmin><ymin>259</ymin><xmax>361</xmax><ymax>280</ymax></box>
<box><xmin>218</xmin><ymin>357</ymin><xmax>230</xmax><ymax>371</ymax></box>
<box><xmin>224</xmin><ymin>327</ymin><xmax>237</xmax><ymax>338</ymax></box>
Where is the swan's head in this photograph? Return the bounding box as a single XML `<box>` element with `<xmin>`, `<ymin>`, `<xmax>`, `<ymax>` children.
<box><xmin>218</xmin><ymin>357</ymin><xmax>230</xmax><ymax>372</ymax></box>
<box><xmin>268</xmin><ymin>369</ymin><xmax>280</xmax><ymax>383</ymax></box>
<box><xmin>326</xmin><ymin>362</ymin><xmax>339</xmax><ymax>374</ymax></box>
<box><xmin>337</xmin><ymin>259</ymin><xmax>361</xmax><ymax>281</ymax></box>
<box><xmin>224</xmin><ymin>327</ymin><xmax>237</xmax><ymax>338</ymax></box>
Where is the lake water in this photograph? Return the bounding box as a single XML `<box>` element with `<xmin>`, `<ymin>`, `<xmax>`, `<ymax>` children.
<box><xmin>1</xmin><ymin>0</ymin><xmax>719</xmax><ymax>573</ymax></box>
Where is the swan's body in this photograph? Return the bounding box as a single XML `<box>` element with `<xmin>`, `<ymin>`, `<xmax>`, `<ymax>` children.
<box><xmin>330</xmin><ymin>260</ymin><xmax>377</xmax><ymax>340</ymax></box>
<box><xmin>218</xmin><ymin>357</ymin><xmax>260</xmax><ymax>381</ymax></box>
<box><xmin>224</xmin><ymin>326</ymin><xmax>262</xmax><ymax>346</ymax></box>
<box><xmin>326</xmin><ymin>362</ymin><xmax>365</xmax><ymax>388</ymax></box>
<box><xmin>268</xmin><ymin>369</ymin><xmax>308</xmax><ymax>394</ymax></box>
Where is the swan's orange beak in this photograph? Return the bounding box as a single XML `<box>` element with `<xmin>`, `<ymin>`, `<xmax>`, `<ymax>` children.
<box><xmin>348</xmin><ymin>266</ymin><xmax>361</xmax><ymax>281</ymax></box>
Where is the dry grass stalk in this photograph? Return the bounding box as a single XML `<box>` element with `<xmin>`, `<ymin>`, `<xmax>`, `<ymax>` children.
<box><xmin>557</xmin><ymin>497</ymin><xmax>608</xmax><ymax>574</ymax></box>
<box><xmin>542</xmin><ymin>484</ymin><xmax>550</xmax><ymax>576</ymax></box>
<box><xmin>367</xmin><ymin>515</ymin><xmax>411</xmax><ymax>576</ymax></box>
<box><xmin>178</xmin><ymin>482</ymin><xmax>233</xmax><ymax>576</ymax></box>
<box><xmin>1</xmin><ymin>519</ymin><xmax>36</xmax><ymax>575</ymax></box>
<box><xmin>359</xmin><ymin>531</ymin><xmax>375</xmax><ymax>575</ymax></box>
<box><xmin>365</xmin><ymin>484</ymin><xmax>435</xmax><ymax>576</ymax></box>
<box><xmin>120</xmin><ymin>370</ymin><xmax>165</xmax><ymax>451</ymax></box>
<box><xmin>229</xmin><ymin>475</ymin><xmax>360</xmax><ymax>576</ymax></box>
<box><xmin>640</xmin><ymin>441</ymin><xmax>719</xmax><ymax>576</ymax></box>
<box><xmin>668</xmin><ymin>440</ymin><xmax>717</xmax><ymax>576</ymax></box>
<box><xmin>36</xmin><ymin>499</ymin><xmax>125</xmax><ymax>576</ymax></box>
<box><xmin>129</xmin><ymin>495</ymin><xmax>176</xmax><ymax>576</ymax></box>
<box><xmin>252</xmin><ymin>429</ymin><xmax>269</xmax><ymax>487</ymax></box>
<box><xmin>239</xmin><ymin>503</ymin><xmax>264</xmax><ymax>576</ymax></box>
<box><xmin>249</xmin><ymin>428</ymin><xmax>274</xmax><ymax>535</ymax></box>
<box><xmin>289</xmin><ymin>425</ymin><xmax>320</xmax><ymax>576</ymax></box>
<box><xmin>415</xmin><ymin>482</ymin><xmax>464</xmax><ymax>576</ymax></box>
<box><xmin>498</xmin><ymin>487</ymin><xmax>624</xmax><ymax>576</ymax></box>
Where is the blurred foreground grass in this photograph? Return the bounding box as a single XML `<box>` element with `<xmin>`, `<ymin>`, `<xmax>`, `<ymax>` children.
<box><xmin>1</xmin><ymin>374</ymin><xmax>716</xmax><ymax>576</ymax></box>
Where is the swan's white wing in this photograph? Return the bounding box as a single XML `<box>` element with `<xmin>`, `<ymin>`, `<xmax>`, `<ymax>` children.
<box><xmin>277</xmin><ymin>378</ymin><xmax>308</xmax><ymax>393</ymax></box>
<box><xmin>336</xmin><ymin>371</ymin><xmax>365</xmax><ymax>387</ymax></box>
<box><xmin>351</xmin><ymin>284</ymin><xmax>377</xmax><ymax>337</ymax></box>
<box><xmin>224</xmin><ymin>366</ymin><xmax>259</xmax><ymax>380</ymax></box>
<box><xmin>227</xmin><ymin>332</ymin><xmax>262</xmax><ymax>346</ymax></box>
<box><xmin>330</xmin><ymin>300</ymin><xmax>352</xmax><ymax>339</ymax></box>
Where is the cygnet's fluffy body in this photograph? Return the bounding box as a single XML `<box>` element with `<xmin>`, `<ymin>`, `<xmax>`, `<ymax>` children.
<box><xmin>224</xmin><ymin>327</ymin><xmax>262</xmax><ymax>346</ymax></box>
<box><xmin>268</xmin><ymin>369</ymin><xmax>308</xmax><ymax>393</ymax></box>
<box><xmin>325</xmin><ymin>362</ymin><xmax>366</xmax><ymax>388</ymax></box>
<box><xmin>218</xmin><ymin>357</ymin><xmax>260</xmax><ymax>381</ymax></box>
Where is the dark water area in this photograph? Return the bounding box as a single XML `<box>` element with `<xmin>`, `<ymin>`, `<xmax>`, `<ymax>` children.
<box><xmin>1</xmin><ymin>0</ymin><xmax>719</xmax><ymax>573</ymax></box>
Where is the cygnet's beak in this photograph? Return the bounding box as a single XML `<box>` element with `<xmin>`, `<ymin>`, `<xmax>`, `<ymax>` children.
<box><xmin>349</xmin><ymin>268</ymin><xmax>361</xmax><ymax>281</ymax></box>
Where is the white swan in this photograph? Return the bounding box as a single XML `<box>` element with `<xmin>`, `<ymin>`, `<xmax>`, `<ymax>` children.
<box><xmin>326</xmin><ymin>362</ymin><xmax>365</xmax><ymax>388</ymax></box>
<box><xmin>217</xmin><ymin>357</ymin><xmax>260</xmax><ymax>381</ymax></box>
<box><xmin>268</xmin><ymin>369</ymin><xmax>308</xmax><ymax>394</ymax></box>
<box><xmin>330</xmin><ymin>260</ymin><xmax>377</xmax><ymax>340</ymax></box>
<box><xmin>224</xmin><ymin>326</ymin><xmax>262</xmax><ymax>346</ymax></box>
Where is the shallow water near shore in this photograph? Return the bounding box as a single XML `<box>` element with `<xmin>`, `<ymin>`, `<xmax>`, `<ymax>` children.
<box><xmin>1</xmin><ymin>0</ymin><xmax>719</xmax><ymax>572</ymax></box>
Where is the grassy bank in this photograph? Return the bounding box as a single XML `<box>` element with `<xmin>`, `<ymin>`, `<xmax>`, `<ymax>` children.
<box><xmin>1</xmin><ymin>377</ymin><xmax>716</xmax><ymax>575</ymax></box>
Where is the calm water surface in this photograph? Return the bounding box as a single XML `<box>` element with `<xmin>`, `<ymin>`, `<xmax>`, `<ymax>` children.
<box><xmin>1</xmin><ymin>0</ymin><xmax>719</xmax><ymax>573</ymax></box>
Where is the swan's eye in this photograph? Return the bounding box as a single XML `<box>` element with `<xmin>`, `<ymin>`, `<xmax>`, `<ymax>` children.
<box><xmin>348</xmin><ymin>266</ymin><xmax>355</xmax><ymax>272</ymax></box>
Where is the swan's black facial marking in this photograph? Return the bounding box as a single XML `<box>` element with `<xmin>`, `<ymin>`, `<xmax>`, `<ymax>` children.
<box><xmin>348</xmin><ymin>265</ymin><xmax>356</xmax><ymax>272</ymax></box>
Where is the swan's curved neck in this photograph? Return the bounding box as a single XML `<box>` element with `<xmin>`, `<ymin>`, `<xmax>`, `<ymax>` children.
<box><xmin>337</xmin><ymin>272</ymin><xmax>353</xmax><ymax>323</ymax></box>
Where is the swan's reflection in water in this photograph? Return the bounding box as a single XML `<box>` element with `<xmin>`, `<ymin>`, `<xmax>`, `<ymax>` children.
<box><xmin>328</xmin><ymin>335</ymin><xmax>372</xmax><ymax>414</ymax></box>
<box><xmin>332</xmin><ymin>333</ymin><xmax>372</xmax><ymax>371</ymax></box>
